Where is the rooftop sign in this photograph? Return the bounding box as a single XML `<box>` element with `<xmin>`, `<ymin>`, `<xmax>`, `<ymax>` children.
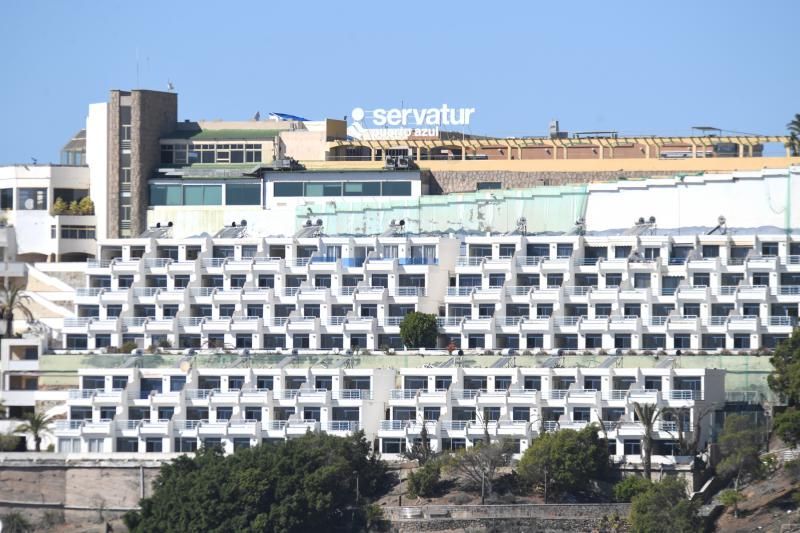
<box><xmin>348</xmin><ymin>105</ymin><xmax>475</xmax><ymax>140</ymax></box>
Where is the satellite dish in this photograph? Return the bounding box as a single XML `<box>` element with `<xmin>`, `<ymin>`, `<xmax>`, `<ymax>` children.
<box><xmin>637</xmin><ymin>217</ymin><xmax>645</xmax><ymax>225</ymax></box>
<box><xmin>156</xmin><ymin>222</ymin><xmax>161</xmax><ymax>228</ymax></box>
<box><xmin>316</xmin><ymin>219</ymin><xmax>323</xmax><ymax>226</ymax></box>
<box><xmin>399</xmin><ymin>219</ymin><xmax>405</xmax><ymax>226</ymax></box>
<box><xmin>168</xmin><ymin>221</ymin><xmax>173</xmax><ymax>227</ymax></box>
<box><xmin>24</xmin><ymin>198</ymin><xmax>34</xmax><ymax>210</ymax></box>
<box><xmin>718</xmin><ymin>215</ymin><xmax>726</xmax><ymax>225</ymax></box>
<box><xmin>649</xmin><ymin>216</ymin><xmax>656</xmax><ymax>224</ymax></box>
<box><xmin>231</xmin><ymin>221</ymin><xmax>237</xmax><ymax>227</ymax></box>
<box><xmin>241</xmin><ymin>220</ymin><xmax>247</xmax><ymax>226</ymax></box>
<box><xmin>305</xmin><ymin>220</ymin><xmax>312</xmax><ymax>227</ymax></box>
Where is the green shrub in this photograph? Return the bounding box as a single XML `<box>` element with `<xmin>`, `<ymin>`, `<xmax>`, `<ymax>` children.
<box><xmin>407</xmin><ymin>461</ymin><xmax>441</xmax><ymax>498</ymax></box>
<box><xmin>120</xmin><ymin>341</ymin><xmax>139</xmax><ymax>354</ymax></box>
<box><xmin>0</xmin><ymin>511</ymin><xmax>32</xmax><ymax>533</ymax></box>
<box><xmin>613</xmin><ymin>475</ymin><xmax>652</xmax><ymax>502</ymax></box>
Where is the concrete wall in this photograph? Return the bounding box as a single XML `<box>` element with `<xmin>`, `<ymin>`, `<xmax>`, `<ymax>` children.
<box><xmin>130</xmin><ymin>91</ymin><xmax>178</xmax><ymax>236</ymax></box>
<box><xmin>0</xmin><ymin>457</ymin><xmax>161</xmax><ymax>525</ymax></box>
<box><xmin>87</xmin><ymin>102</ymin><xmax>108</xmax><ymax>241</ymax></box>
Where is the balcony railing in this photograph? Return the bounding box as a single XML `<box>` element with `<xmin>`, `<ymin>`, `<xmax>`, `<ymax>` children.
<box><xmin>328</xmin><ymin>316</ymin><xmax>347</xmax><ymax>325</ymax></box>
<box><xmin>203</xmin><ymin>258</ymin><xmax>226</xmax><ymax>268</ymax></box>
<box><xmin>86</xmin><ymin>259</ymin><xmax>112</xmax><ymax>269</ymax></box>
<box><xmin>68</xmin><ymin>389</ymin><xmax>98</xmax><ymax>399</ymax></box>
<box><xmin>328</xmin><ymin>421</ymin><xmax>360</xmax><ymax>431</ymax></box>
<box><xmin>564</xmin><ymin>286</ymin><xmax>593</xmax><ymax>296</ymax></box>
<box><xmin>390</xmin><ymin>389</ymin><xmax>418</xmax><ymax>400</ymax></box>
<box><xmin>383</xmin><ymin>316</ymin><xmax>405</xmax><ymax>326</ymax></box>
<box><xmin>649</xmin><ymin>316</ymin><xmax>668</xmax><ymax>326</ymax></box>
<box><xmin>457</xmin><ymin>257</ymin><xmax>484</xmax><ymax>266</ymax></box>
<box><xmin>178</xmin><ymin>317</ymin><xmax>205</xmax><ymax>327</ymax></box>
<box><xmin>506</xmin><ymin>286</ymin><xmax>533</xmax><ymax>296</ymax></box>
<box><xmin>133</xmin><ymin>287</ymin><xmax>160</xmax><ymax>297</ymax></box>
<box><xmin>437</xmin><ymin>317</ymin><xmax>463</xmax><ymax>327</ymax></box>
<box><xmin>186</xmin><ymin>389</ymin><xmax>214</xmax><ymax>399</ymax></box>
<box><xmin>381</xmin><ymin>420</ymin><xmax>411</xmax><ymax>431</ymax></box>
<box><xmin>447</xmin><ymin>287</ymin><xmax>473</xmax><ymax>296</ymax></box>
<box><xmin>440</xmin><ymin>421</ymin><xmax>468</xmax><ymax>431</ymax></box>
<box><xmin>339</xmin><ymin>286</ymin><xmax>357</xmax><ymax>296</ymax></box>
<box><xmin>341</xmin><ymin>257</ymin><xmax>366</xmax><ymax>268</ymax></box>
<box><xmin>769</xmin><ymin>316</ymin><xmax>797</xmax><ymax>326</ymax></box>
<box><xmin>670</xmin><ymin>390</ymin><xmax>702</xmax><ymax>400</ymax></box>
<box><xmin>76</xmin><ymin>287</ymin><xmax>104</xmax><ymax>297</ymax></box>
<box><xmin>399</xmin><ymin>257</ymin><xmax>438</xmax><ymax>266</ymax></box>
<box><xmin>451</xmin><ymin>389</ymin><xmax>483</xmax><ymax>400</ymax></box>
<box><xmin>778</xmin><ymin>286</ymin><xmax>800</xmax><ymax>295</ymax></box>
<box><xmin>553</xmin><ymin>316</ymin><xmax>580</xmax><ymax>326</ymax></box>
<box><xmin>394</xmin><ymin>287</ymin><xmax>426</xmax><ymax>297</ymax></box>
<box><xmin>336</xmin><ymin>389</ymin><xmax>373</xmax><ymax>400</ymax></box>
<box><xmin>55</xmin><ymin>420</ymin><xmax>85</xmax><ymax>430</ymax></box>
<box><xmin>516</xmin><ymin>256</ymin><xmax>545</xmax><ymax>266</ymax></box>
<box><xmin>549</xmin><ymin>390</ymin><xmax>569</xmax><ymax>400</ymax></box>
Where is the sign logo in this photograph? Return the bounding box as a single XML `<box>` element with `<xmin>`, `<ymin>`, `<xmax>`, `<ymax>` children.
<box><xmin>348</xmin><ymin>105</ymin><xmax>475</xmax><ymax>140</ymax></box>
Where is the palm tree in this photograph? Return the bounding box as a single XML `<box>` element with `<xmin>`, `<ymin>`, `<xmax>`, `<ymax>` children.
<box><xmin>787</xmin><ymin>113</ymin><xmax>800</xmax><ymax>156</ymax></box>
<box><xmin>15</xmin><ymin>412</ymin><xmax>53</xmax><ymax>452</ymax></box>
<box><xmin>0</xmin><ymin>285</ymin><xmax>34</xmax><ymax>338</ymax></box>
<box><xmin>632</xmin><ymin>402</ymin><xmax>662</xmax><ymax>480</ymax></box>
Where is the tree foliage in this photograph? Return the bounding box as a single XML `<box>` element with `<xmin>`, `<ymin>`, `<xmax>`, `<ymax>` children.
<box><xmin>629</xmin><ymin>476</ymin><xmax>700</xmax><ymax>533</ymax></box>
<box><xmin>719</xmin><ymin>488</ymin><xmax>746</xmax><ymax>518</ymax></box>
<box><xmin>632</xmin><ymin>402</ymin><xmax>661</xmax><ymax>480</ymax></box>
<box><xmin>787</xmin><ymin>113</ymin><xmax>800</xmax><ymax>156</ymax></box>
<box><xmin>613</xmin><ymin>475</ymin><xmax>652</xmax><ymax>502</ymax></box>
<box><xmin>404</xmin><ymin>423</ymin><xmax>438</xmax><ymax>465</ymax></box>
<box><xmin>517</xmin><ymin>425</ymin><xmax>608</xmax><ymax>500</ymax></box>
<box><xmin>774</xmin><ymin>407</ymin><xmax>800</xmax><ymax>447</ymax></box>
<box><xmin>768</xmin><ymin>328</ymin><xmax>800</xmax><ymax>405</ymax></box>
<box><xmin>14</xmin><ymin>412</ymin><xmax>53</xmax><ymax>452</ymax></box>
<box><xmin>444</xmin><ymin>440</ymin><xmax>512</xmax><ymax>497</ymax></box>
<box><xmin>0</xmin><ymin>511</ymin><xmax>33</xmax><ymax>533</ymax></box>
<box><xmin>407</xmin><ymin>460</ymin><xmax>441</xmax><ymax>498</ymax></box>
<box><xmin>0</xmin><ymin>285</ymin><xmax>34</xmax><ymax>338</ymax></box>
<box><xmin>717</xmin><ymin>414</ymin><xmax>765</xmax><ymax>491</ymax></box>
<box><xmin>398</xmin><ymin>312</ymin><xmax>438</xmax><ymax>349</ymax></box>
<box><xmin>124</xmin><ymin>431</ymin><xmax>390</xmax><ymax>533</ymax></box>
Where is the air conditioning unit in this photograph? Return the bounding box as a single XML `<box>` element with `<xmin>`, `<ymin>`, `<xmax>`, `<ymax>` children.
<box><xmin>384</xmin><ymin>156</ymin><xmax>397</xmax><ymax>170</ymax></box>
<box><xmin>397</xmin><ymin>156</ymin><xmax>410</xmax><ymax>169</ymax></box>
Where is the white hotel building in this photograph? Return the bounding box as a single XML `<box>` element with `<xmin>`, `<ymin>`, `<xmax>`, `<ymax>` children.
<box><xmin>53</xmin><ymin>359</ymin><xmax>723</xmax><ymax>468</ymax></box>
<box><xmin>62</xmin><ymin>231</ymin><xmax>799</xmax><ymax>353</ymax></box>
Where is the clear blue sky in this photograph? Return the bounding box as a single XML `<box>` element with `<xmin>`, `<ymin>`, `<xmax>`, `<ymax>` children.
<box><xmin>0</xmin><ymin>0</ymin><xmax>798</xmax><ymax>164</ymax></box>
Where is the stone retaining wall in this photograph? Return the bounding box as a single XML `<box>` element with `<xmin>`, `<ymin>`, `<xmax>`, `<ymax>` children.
<box><xmin>425</xmin><ymin>170</ymin><xmax>684</xmax><ymax>194</ymax></box>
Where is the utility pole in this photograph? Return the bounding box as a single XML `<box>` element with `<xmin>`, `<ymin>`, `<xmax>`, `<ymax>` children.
<box><xmin>481</xmin><ymin>470</ymin><xmax>485</xmax><ymax>505</ymax></box>
<box><xmin>544</xmin><ymin>464</ymin><xmax>548</xmax><ymax>504</ymax></box>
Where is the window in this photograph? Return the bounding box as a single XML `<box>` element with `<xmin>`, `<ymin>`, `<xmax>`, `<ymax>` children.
<box><xmin>733</xmin><ymin>334</ymin><xmax>750</xmax><ymax>349</ymax></box>
<box><xmin>149</xmin><ymin>184</ymin><xmax>182</xmax><ymax>206</ymax></box>
<box><xmin>17</xmin><ymin>188</ymin><xmax>47</xmax><ymax>210</ymax></box>
<box><xmin>304</xmin><ymin>182</ymin><xmax>342</xmax><ymax>197</ymax></box>
<box><xmin>546</xmin><ymin>274</ymin><xmax>563</xmax><ymax>288</ymax></box>
<box><xmin>381</xmin><ymin>438</ymin><xmax>406</xmax><ymax>454</ymax></box>
<box><xmin>88</xmin><ymin>438</ymin><xmax>104</xmax><ymax>453</ymax></box>
<box><xmin>536</xmin><ymin>304</ymin><xmax>553</xmax><ymax>318</ymax></box>
<box><xmin>118</xmin><ymin>275</ymin><xmax>134</xmax><ymax>289</ymax></box>
<box><xmin>145</xmin><ymin>438</ymin><xmax>163</xmax><ymax>453</ymax></box>
<box><xmin>683</xmin><ymin>303</ymin><xmax>700</xmax><ymax>316</ymax></box>
<box><xmin>605</xmin><ymin>273</ymin><xmax>622</xmax><ymax>288</ymax></box>
<box><xmin>247</xmin><ymin>304</ymin><xmax>263</xmax><ymax>318</ymax></box>
<box><xmin>623</xmin><ymin>440</ymin><xmax>641</xmax><ymax>455</ymax></box>
<box><xmin>293</xmin><ymin>334</ymin><xmax>310</xmax><ymax>349</ymax></box>
<box><xmin>556</xmin><ymin>243</ymin><xmax>573</xmax><ymax>258</ymax></box>
<box><xmin>273</xmin><ymin>182</ymin><xmax>304</xmax><ymax>196</ymax></box>
<box><xmin>258</xmin><ymin>275</ymin><xmax>274</xmax><ymax>288</ymax></box>
<box><xmin>761</xmin><ymin>242</ymin><xmax>779</xmax><ymax>256</ymax></box>
<box><xmin>216</xmin><ymin>407</ymin><xmax>233</xmax><ymax>421</ymax></box>
<box><xmin>614</xmin><ymin>334</ymin><xmax>631</xmax><ymax>349</ymax></box>
<box><xmin>674</xmin><ymin>334</ymin><xmax>691</xmax><ymax>349</ymax></box>
<box><xmin>106</xmin><ymin>305</ymin><xmax>122</xmax><ymax>318</ymax></box>
<box><xmin>59</xmin><ymin>438</ymin><xmax>82</xmax><ymax>453</ymax></box>
<box><xmin>642</xmin><ymin>334</ymin><xmax>666</xmax><ymax>350</ymax></box>
<box><xmin>262</xmin><ymin>335</ymin><xmax>286</xmax><ymax>350</ymax></box>
<box><xmin>66</xmin><ymin>334</ymin><xmax>87</xmax><ymax>349</ymax></box>
<box><xmin>702</xmin><ymin>245</ymin><xmax>720</xmax><ymax>258</ymax></box>
<box><xmin>183</xmin><ymin>185</ymin><xmax>222</xmax><ymax>206</ymax></box>
<box><xmin>615</xmin><ymin>246</ymin><xmax>631</xmax><ymax>259</ymax></box>
<box><xmin>573</xmin><ymin>407</ymin><xmax>591</xmax><ymax>422</ymax></box>
<box><xmin>644</xmin><ymin>247</ymin><xmax>660</xmax><ymax>260</ymax></box>
<box><xmin>476</xmin><ymin>181</ymin><xmax>501</xmax><ymax>190</ymax></box>
<box><xmin>219</xmin><ymin>304</ymin><xmax>235</xmax><ymax>318</ymax></box>
<box><xmin>225</xmin><ymin>183</ymin><xmax>261</xmax><ymax>205</ymax></box>
<box><xmin>585</xmin><ymin>334</ymin><xmax>602</xmax><ymax>348</ymax></box>
<box><xmin>95</xmin><ymin>334</ymin><xmax>112</xmax><ymax>348</ymax></box>
<box><xmin>753</xmin><ymin>272</ymin><xmax>770</xmax><ymax>286</ymax></box>
<box><xmin>693</xmin><ymin>273</ymin><xmax>710</xmax><ymax>287</ymax></box>
<box><xmin>0</xmin><ymin>188</ymin><xmax>13</xmax><ymax>210</ymax></box>
<box><xmin>633</xmin><ymin>273</ymin><xmax>651</xmax><ymax>289</ymax></box>
<box><xmin>230</xmin><ymin>275</ymin><xmax>246</xmax><ymax>288</ymax></box>
<box><xmin>381</xmin><ymin>181</ymin><xmax>412</xmax><ymax>196</ymax></box>
<box><xmin>116</xmin><ymin>438</ymin><xmax>138</xmax><ymax>453</ymax></box>
<box><xmin>594</xmin><ymin>304</ymin><xmax>612</xmax><ymax>318</ymax></box>
<box><xmin>526</xmin><ymin>335</ymin><xmax>543</xmax><ymax>349</ymax></box>
<box><xmin>343</xmin><ymin>182</ymin><xmax>381</xmax><ymax>196</ymax></box>
<box><xmin>163</xmin><ymin>305</ymin><xmax>179</xmax><ymax>318</ymax></box>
